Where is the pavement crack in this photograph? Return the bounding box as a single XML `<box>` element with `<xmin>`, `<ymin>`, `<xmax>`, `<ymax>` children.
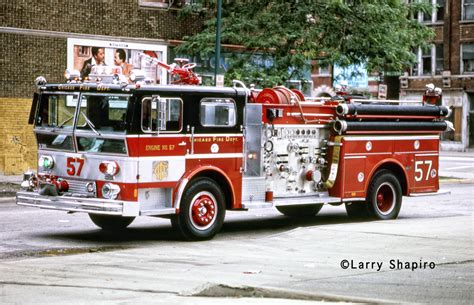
<box><xmin>436</xmin><ymin>259</ymin><xmax>474</xmax><ymax>266</ymax></box>
<box><xmin>315</xmin><ymin>227</ymin><xmax>459</xmax><ymax>241</ymax></box>
<box><xmin>0</xmin><ymin>280</ymin><xmax>177</xmax><ymax>295</ymax></box>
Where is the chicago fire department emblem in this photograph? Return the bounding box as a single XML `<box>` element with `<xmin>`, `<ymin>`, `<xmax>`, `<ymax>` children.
<box><xmin>153</xmin><ymin>161</ymin><xmax>168</xmax><ymax>181</ymax></box>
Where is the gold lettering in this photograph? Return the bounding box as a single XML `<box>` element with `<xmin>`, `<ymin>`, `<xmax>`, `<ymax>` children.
<box><xmin>145</xmin><ymin>145</ymin><xmax>161</xmax><ymax>151</ymax></box>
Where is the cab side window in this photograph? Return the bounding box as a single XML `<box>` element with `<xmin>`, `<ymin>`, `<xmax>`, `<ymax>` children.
<box><xmin>200</xmin><ymin>98</ymin><xmax>236</xmax><ymax>127</ymax></box>
<box><xmin>141</xmin><ymin>97</ymin><xmax>182</xmax><ymax>133</ymax></box>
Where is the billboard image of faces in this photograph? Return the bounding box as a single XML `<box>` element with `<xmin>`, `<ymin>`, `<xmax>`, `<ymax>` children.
<box><xmin>67</xmin><ymin>38</ymin><xmax>168</xmax><ymax>84</ymax></box>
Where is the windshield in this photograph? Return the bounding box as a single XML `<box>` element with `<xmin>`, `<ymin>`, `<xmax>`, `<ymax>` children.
<box><xmin>34</xmin><ymin>93</ymin><xmax>130</xmax><ymax>154</ymax></box>
<box><xmin>76</xmin><ymin>94</ymin><xmax>129</xmax><ymax>134</ymax></box>
<box><xmin>36</xmin><ymin>94</ymin><xmax>79</xmax><ymax>129</ymax></box>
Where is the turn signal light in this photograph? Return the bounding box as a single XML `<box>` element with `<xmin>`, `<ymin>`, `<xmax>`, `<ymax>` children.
<box><xmin>99</xmin><ymin>161</ymin><xmax>120</xmax><ymax>176</ymax></box>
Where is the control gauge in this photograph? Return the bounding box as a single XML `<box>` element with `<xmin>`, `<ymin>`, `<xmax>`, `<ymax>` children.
<box><xmin>264</xmin><ymin>140</ymin><xmax>274</xmax><ymax>152</ymax></box>
<box><xmin>266</xmin><ymin>128</ymin><xmax>273</xmax><ymax>139</ymax></box>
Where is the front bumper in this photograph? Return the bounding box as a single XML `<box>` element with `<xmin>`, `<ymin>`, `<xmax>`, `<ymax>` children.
<box><xmin>16</xmin><ymin>191</ymin><xmax>138</xmax><ymax>216</ymax></box>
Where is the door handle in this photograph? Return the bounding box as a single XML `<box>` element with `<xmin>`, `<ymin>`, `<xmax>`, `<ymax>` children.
<box><xmin>178</xmin><ymin>141</ymin><xmax>187</xmax><ymax>146</ymax></box>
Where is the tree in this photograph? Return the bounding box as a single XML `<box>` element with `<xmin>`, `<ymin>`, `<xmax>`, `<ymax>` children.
<box><xmin>176</xmin><ymin>0</ymin><xmax>434</xmax><ymax>87</ymax></box>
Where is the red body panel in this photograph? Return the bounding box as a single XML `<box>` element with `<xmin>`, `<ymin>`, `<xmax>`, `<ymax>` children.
<box><xmin>329</xmin><ymin>136</ymin><xmax>440</xmax><ymax>199</ymax></box>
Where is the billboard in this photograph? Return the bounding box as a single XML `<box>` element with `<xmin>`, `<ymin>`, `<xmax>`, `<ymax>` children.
<box><xmin>67</xmin><ymin>38</ymin><xmax>168</xmax><ymax>84</ymax></box>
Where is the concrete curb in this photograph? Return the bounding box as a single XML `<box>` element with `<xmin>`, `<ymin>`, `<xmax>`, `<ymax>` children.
<box><xmin>185</xmin><ymin>283</ymin><xmax>396</xmax><ymax>304</ymax></box>
<box><xmin>0</xmin><ymin>197</ymin><xmax>15</xmax><ymax>203</ymax></box>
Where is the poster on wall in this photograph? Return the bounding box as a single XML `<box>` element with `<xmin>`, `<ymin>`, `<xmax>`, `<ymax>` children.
<box><xmin>67</xmin><ymin>38</ymin><xmax>168</xmax><ymax>84</ymax></box>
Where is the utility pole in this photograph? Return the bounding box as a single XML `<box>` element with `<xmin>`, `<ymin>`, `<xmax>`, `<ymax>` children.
<box><xmin>214</xmin><ymin>0</ymin><xmax>222</xmax><ymax>86</ymax></box>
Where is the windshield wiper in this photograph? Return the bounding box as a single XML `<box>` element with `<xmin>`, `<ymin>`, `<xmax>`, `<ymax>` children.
<box><xmin>81</xmin><ymin>112</ymin><xmax>101</xmax><ymax>136</ymax></box>
<box><xmin>54</xmin><ymin>115</ymin><xmax>74</xmax><ymax>130</ymax></box>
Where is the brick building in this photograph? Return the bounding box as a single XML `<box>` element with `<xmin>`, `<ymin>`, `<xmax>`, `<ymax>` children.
<box><xmin>400</xmin><ymin>0</ymin><xmax>474</xmax><ymax>151</ymax></box>
<box><xmin>0</xmin><ymin>0</ymin><xmax>203</xmax><ymax>174</ymax></box>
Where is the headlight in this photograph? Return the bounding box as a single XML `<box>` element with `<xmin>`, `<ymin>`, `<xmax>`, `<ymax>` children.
<box><xmin>102</xmin><ymin>183</ymin><xmax>120</xmax><ymax>200</ymax></box>
<box><xmin>38</xmin><ymin>155</ymin><xmax>54</xmax><ymax>170</ymax></box>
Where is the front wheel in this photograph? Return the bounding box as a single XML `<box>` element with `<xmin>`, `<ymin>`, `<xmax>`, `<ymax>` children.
<box><xmin>171</xmin><ymin>178</ymin><xmax>226</xmax><ymax>241</ymax></box>
<box><xmin>88</xmin><ymin>214</ymin><xmax>135</xmax><ymax>230</ymax></box>
<box><xmin>366</xmin><ymin>170</ymin><xmax>402</xmax><ymax>220</ymax></box>
<box><xmin>276</xmin><ymin>204</ymin><xmax>323</xmax><ymax>217</ymax></box>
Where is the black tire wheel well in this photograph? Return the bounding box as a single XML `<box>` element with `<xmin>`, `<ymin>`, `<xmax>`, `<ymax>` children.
<box><xmin>193</xmin><ymin>171</ymin><xmax>233</xmax><ymax>210</ymax></box>
<box><xmin>366</xmin><ymin>169</ymin><xmax>403</xmax><ymax>220</ymax></box>
<box><xmin>171</xmin><ymin>177</ymin><xmax>226</xmax><ymax>241</ymax></box>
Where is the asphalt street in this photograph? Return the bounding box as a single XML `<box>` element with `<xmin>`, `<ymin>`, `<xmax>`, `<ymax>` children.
<box><xmin>0</xmin><ymin>180</ymin><xmax>472</xmax><ymax>304</ymax></box>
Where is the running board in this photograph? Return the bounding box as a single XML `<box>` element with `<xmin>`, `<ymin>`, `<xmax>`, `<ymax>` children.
<box><xmin>241</xmin><ymin>195</ymin><xmax>342</xmax><ymax>209</ymax></box>
<box><xmin>408</xmin><ymin>189</ymin><xmax>451</xmax><ymax>197</ymax></box>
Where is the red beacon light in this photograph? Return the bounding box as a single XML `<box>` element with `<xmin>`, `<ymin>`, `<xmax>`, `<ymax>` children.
<box><xmin>99</xmin><ymin>161</ymin><xmax>120</xmax><ymax>176</ymax></box>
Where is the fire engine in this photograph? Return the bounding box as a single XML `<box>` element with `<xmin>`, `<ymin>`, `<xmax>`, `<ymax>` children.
<box><xmin>17</xmin><ymin>59</ymin><xmax>451</xmax><ymax>240</ymax></box>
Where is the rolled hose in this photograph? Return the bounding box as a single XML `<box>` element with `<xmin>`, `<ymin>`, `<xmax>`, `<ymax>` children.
<box><xmin>333</xmin><ymin>120</ymin><xmax>453</xmax><ymax>134</ymax></box>
<box><xmin>336</xmin><ymin>103</ymin><xmax>450</xmax><ymax>117</ymax></box>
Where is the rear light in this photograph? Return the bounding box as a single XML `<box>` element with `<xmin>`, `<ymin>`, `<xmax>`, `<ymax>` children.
<box><xmin>38</xmin><ymin>155</ymin><xmax>54</xmax><ymax>170</ymax></box>
<box><xmin>102</xmin><ymin>183</ymin><xmax>120</xmax><ymax>200</ymax></box>
<box><xmin>99</xmin><ymin>161</ymin><xmax>120</xmax><ymax>176</ymax></box>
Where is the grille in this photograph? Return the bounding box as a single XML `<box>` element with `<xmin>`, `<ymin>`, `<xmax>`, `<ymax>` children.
<box><xmin>65</xmin><ymin>179</ymin><xmax>96</xmax><ymax>197</ymax></box>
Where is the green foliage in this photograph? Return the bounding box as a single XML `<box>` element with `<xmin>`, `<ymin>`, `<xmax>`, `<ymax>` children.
<box><xmin>176</xmin><ymin>0</ymin><xmax>434</xmax><ymax>87</ymax></box>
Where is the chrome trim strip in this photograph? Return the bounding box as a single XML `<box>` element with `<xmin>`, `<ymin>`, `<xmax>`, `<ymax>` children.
<box><xmin>415</xmin><ymin>153</ymin><xmax>439</xmax><ymax>157</ymax></box>
<box><xmin>16</xmin><ymin>191</ymin><xmax>135</xmax><ymax>216</ymax></box>
<box><xmin>287</xmin><ymin>113</ymin><xmax>334</xmax><ymax>117</ymax></box>
<box><xmin>343</xmin><ymin>135</ymin><xmax>439</xmax><ymax>141</ymax></box>
<box><xmin>140</xmin><ymin>208</ymin><xmax>177</xmax><ymax>216</ymax></box>
<box><xmin>395</xmin><ymin>151</ymin><xmax>439</xmax><ymax>155</ymax></box>
<box><xmin>344</xmin><ymin>156</ymin><xmax>367</xmax><ymax>159</ymax></box>
<box><xmin>344</xmin><ymin>152</ymin><xmax>392</xmax><ymax>156</ymax></box>
<box><xmin>125</xmin><ymin>133</ymin><xmax>245</xmax><ymax>138</ymax></box>
<box><xmin>342</xmin><ymin>197</ymin><xmax>366</xmax><ymax>202</ymax></box>
<box><xmin>185</xmin><ymin>153</ymin><xmax>244</xmax><ymax>159</ymax></box>
<box><xmin>173</xmin><ymin>178</ymin><xmax>189</xmax><ymax>209</ymax></box>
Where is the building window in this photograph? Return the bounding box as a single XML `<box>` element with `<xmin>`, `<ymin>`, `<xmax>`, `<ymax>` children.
<box><xmin>436</xmin><ymin>0</ymin><xmax>444</xmax><ymax>21</ymax></box>
<box><xmin>418</xmin><ymin>0</ymin><xmax>444</xmax><ymax>23</ymax></box>
<box><xmin>461</xmin><ymin>43</ymin><xmax>474</xmax><ymax>73</ymax></box>
<box><xmin>422</xmin><ymin>47</ymin><xmax>432</xmax><ymax>75</ymax></box>
<box><xmin>463</xmin><ymin>0</ymin><xmax>474</xmax><ymax>20</ymax></box>
<box><xmin>411</xmin><ymin>45</ymin><xmax>443</xmax><ymax>76</ymax></box>
<box><xmin>435</xmin><ymin>44</ymin><xmax>444</xmax><ymax>75</ymax></box>
<box><xmin>139</xmin><ymin>0</ymin><xmax>169</xmax><ymax>8</ymax></box>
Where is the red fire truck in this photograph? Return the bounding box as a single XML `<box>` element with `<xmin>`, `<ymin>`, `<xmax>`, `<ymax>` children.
<box><xmin>17</xmin><ymin>68</ymin><xmax>451</xmax><ymax>240</ymax></box>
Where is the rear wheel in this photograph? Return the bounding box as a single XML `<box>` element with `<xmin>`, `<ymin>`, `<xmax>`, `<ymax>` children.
<box><xmin>171</xmin><ymin>178</ymin><xmax>226</xmax><ymax>241</ymax></box>
<box><xmin>276</xmin><ymin>204</ymin><xmax>323</xmax><ymax>217</ymax></box>
<box><xmin>88</xmin><ymin>214</ymin><xmax>135</xmax><ymax>230</ymax></box>
<box><xmin>366</xmin><ymin>170</ymin><xmax>402</xmax><ymax>220</ymax></box>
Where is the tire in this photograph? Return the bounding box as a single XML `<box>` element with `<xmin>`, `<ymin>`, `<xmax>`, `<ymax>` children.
<box><xmin>345</xmin><ymin>201</ymin><xmax>371</xmax><ymax>218</ymax></box>
<box><xmin>276</xmin><ymin>204</ymin><xmax>323</xmax><ymax>217</ymax></box>
<box><xmin>171</xmin><ymin>178</ymin><xmax>226</xmax><ymax>241</ymax></box>
<box><xmin>88</xmin><ymin>214</ymin><xmax>135</xmax><ymax>230</ymax></box>
<box><xmin>366</xmin><ymin>170</ymin><xmax>402</xmax><ymax>220</ymax></box>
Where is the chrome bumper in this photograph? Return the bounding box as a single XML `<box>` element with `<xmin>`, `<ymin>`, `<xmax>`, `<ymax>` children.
<box><xmin>16</xmin><ymin>191</ymin><xmax>135</xmax><ymax>216</ymax></box>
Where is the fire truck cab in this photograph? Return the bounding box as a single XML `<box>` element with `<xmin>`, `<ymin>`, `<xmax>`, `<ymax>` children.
<box><xmin>17</xmin><ymin>75</ymin><xmax>451</xmax><ymax>240</ymax></box>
